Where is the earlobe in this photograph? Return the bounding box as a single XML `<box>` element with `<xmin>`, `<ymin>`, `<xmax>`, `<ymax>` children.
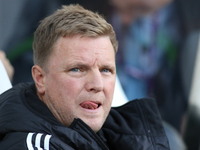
<box><xmin>32</xmin><ymin>65</ymin><xmax>45</xmax><ymax>94</ymax></box>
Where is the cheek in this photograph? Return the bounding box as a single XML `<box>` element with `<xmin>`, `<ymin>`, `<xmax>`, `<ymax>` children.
<box><xmin>45</xmin><ymin>75</ymin><xmax>73</xmax><ymax>98</ymax></box>
<box><xmin>60</xmin><ymin>78</ymin><xmax>84</xmax><ymax>99</ymax></box>
<box><xmin>105</xmin><ymin>80</ymin><xmax>116</xmax><ymax>101</ymax></box>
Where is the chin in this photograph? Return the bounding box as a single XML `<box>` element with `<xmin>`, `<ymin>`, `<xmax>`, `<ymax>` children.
<box><xmin>91</xmin><ymin>125</ymin><xmax>103</xmax><ymax>133</ymax></box>
<box><xmin>84</xmin><ymin>119</ymin><xmax>104</xmax><ymax>132</ymax></box>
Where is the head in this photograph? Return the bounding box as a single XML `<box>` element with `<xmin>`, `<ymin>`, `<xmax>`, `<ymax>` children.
<box><xmin>110</xmin><ymin>0</ymin><xmax>172</xmax><ymax>25</ymax></box>
<box><xmin>32</xmin><ymin>4</ymin><xmax>118</xmax><ymax>132</ymax></box>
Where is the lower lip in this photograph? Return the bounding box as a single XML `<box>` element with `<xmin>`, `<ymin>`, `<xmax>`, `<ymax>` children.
<box><xmin>80</xmin><ymin>105</ymin><xmax>102</xmax><ymax>113</ymax></box>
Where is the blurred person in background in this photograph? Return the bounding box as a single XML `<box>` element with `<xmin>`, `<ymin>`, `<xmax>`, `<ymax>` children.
<box><xmin>0</xmin><ymin>50</ymin><xmax>14</xmax><ymax>80</ymax></box>
<box><xmin>0</xmin><ymin>0</ymin><xmax>60</xmax><ymax>84</ymax></box>
<box><xmin>109</xmin><ymin>0</ymin><xmax>186</xmax><ymax>132</ymax></box>
<box><xmin>107</xmin><ymin>0</ymin><xmax>187</xmax><ymax>149</ymax></box>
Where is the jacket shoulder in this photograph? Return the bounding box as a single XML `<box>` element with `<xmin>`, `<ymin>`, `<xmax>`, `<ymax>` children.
<box><xmin>0</xmin><ymin>82</ymin><xmax>32</xmax><ymax>103</ymax></box>
<box><xmin>102</xmin><ymin>98</ymin><xmax>170</xmax><ymax>150</ymax></box>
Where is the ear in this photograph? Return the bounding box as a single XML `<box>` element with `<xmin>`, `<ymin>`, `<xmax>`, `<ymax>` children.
<box><xmin>32</xmin><ymin>65</ymin><xmax>46</xmax><ymax>95</ymax></box>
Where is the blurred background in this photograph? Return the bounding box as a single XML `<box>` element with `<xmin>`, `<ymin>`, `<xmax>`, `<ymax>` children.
<box><xmin>1</xmin><ymin>0</ymin><xmax>200</xmax><ymax>149</ymax></box>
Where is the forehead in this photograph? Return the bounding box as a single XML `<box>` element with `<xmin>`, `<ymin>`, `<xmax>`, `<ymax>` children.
<box><xmin>56</xmin><ymin>35</ymin><xmax>112</xmax><ymax>50</ymax></box>
<box><xmin>50</xmin><ymin>35</ymin><xmax>116</xmax><ymax>64</ymax></box>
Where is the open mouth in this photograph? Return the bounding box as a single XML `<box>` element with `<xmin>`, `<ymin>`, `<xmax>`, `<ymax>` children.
<box><xmin>80</xmin><ymin>101</ymin><xmax>101</xmax><ymax>110</ymax></box>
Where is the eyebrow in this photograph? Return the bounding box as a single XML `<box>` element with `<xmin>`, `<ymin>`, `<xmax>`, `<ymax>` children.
<box><xmin>69</xmin><ymin>62</ymin><xmax>116</xmax><ymax>70</ymax></box>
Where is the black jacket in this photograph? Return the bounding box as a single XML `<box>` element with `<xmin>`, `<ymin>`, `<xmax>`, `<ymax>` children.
<box><xmin>0</xmin><ymin>83</ymin><xmax>169</xmax><ymax>149</ymax></box>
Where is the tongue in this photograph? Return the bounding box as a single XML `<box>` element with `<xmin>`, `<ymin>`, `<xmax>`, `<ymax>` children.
<box><xmin>80</xmin><ymin>101</ymin><xmax>98</xmax><ymax>110</ymax></box>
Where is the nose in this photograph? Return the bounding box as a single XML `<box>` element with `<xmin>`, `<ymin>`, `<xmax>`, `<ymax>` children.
<box><xmin>85</xmin><ymin>70</ymin><xmax>103</xmax><ymax>93</ymax></box>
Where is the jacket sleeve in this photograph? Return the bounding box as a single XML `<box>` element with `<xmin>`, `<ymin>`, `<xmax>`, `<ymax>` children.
<box><xmin>0</xmin><ymin>132</ymin><xmax>31</xmax><ymax>150</ymax></box>
<box><xmin>0</xmin><ymin>132</ymin><xmax>75</xmax><ymax>150</ymax></box>
<box><xmin>102</xmin><ymin>98</ymin><xmax>170</xmax><ymax>150</ymax></box>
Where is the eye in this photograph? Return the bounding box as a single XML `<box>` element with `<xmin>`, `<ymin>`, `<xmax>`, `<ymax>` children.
<box><xmin>70</xmin><ymin>68</ymin><xmax>81</xmax><ymax>72</ymax></box>
<box><xmin>101</xmin><ymin>68</ymin><xmax>112</xmax><ymax>73</ymax></box>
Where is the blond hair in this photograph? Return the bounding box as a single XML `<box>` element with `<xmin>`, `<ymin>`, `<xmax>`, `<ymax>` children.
<box><xmin>33</xmin><ymin>4</ymin><xmax>118</xmax><ymax>68</ymax></box>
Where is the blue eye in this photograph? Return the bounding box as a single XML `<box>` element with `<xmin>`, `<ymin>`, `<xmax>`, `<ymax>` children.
<box><xmin>101</xmin><ymin>68</ymin><xmax>111</xmax><ymax>73</ymax></box>
<box><xmin>70</xmin><ymin>68</ymin><xmax>80</xmax><ymax>72</ymax></box>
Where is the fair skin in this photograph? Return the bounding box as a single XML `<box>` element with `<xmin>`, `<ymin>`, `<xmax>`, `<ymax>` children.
<box><xmin>32</xmin><ymin>35</ymin><xmax>116</xmax><ymax>132</ymax></box>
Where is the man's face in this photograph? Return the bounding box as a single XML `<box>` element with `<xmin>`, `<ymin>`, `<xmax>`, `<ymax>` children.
<box><xmin>34</xmin><ymin>36</ymin><xmax>116</xmax><ymax>132</ymax></box>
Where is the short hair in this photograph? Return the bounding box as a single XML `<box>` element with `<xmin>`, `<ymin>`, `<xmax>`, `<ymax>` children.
<box><xmin>33</xmin><ymin>4</ymin><xmax>118</xmax><ymax>68</ymax></box>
